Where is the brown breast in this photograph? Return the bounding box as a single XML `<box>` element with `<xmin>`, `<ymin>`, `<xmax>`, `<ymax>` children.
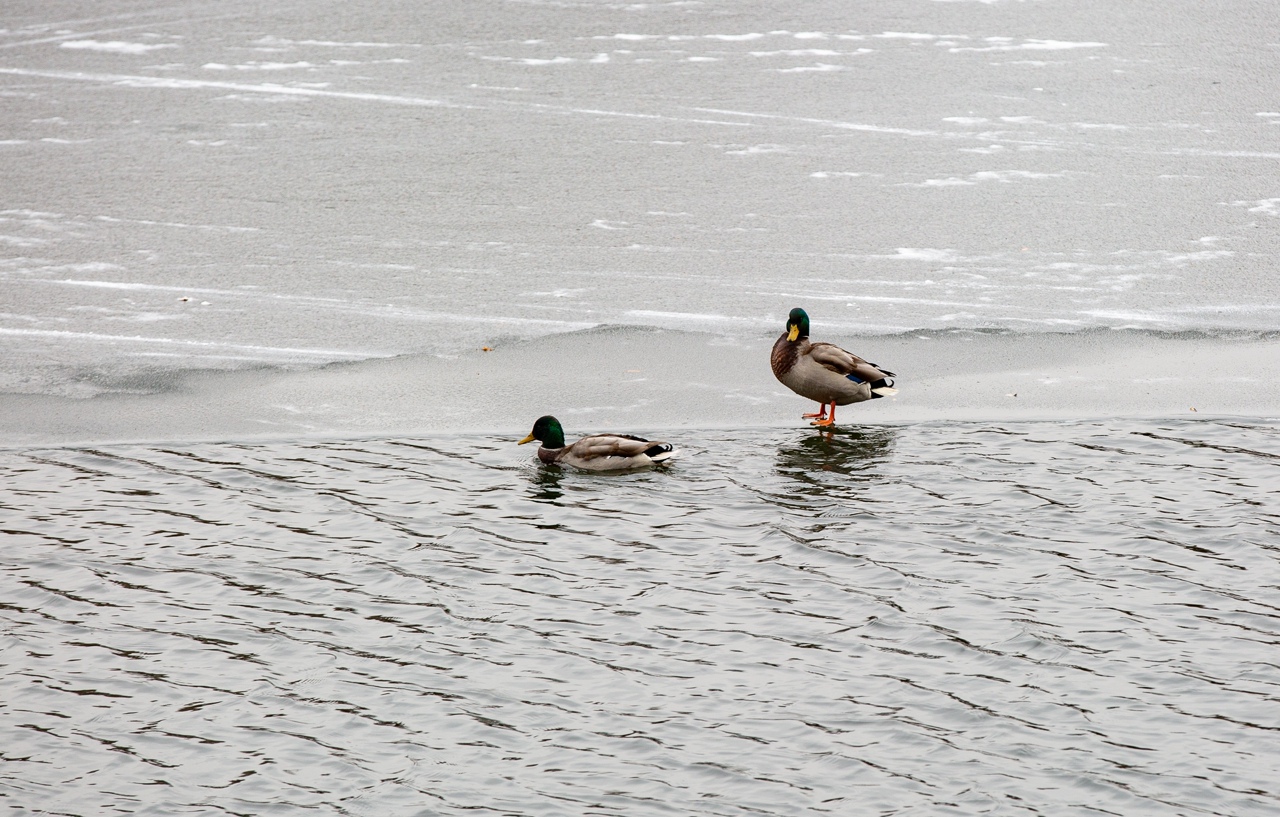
<box><xmin>770</xmin><ymin>332</ymin><xmax>800</xmax><ymax>380</ymax></box>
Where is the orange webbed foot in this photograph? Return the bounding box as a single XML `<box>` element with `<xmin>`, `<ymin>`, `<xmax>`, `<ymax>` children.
<box><xmin>805</xmin><ymin>402</ymin><xmax>835</xmax><ymax>426</ymax></box>
<box><xmin>802</xmin><ymin>403</ymin><xmax>829</xmax><ymax>421</ymax></box>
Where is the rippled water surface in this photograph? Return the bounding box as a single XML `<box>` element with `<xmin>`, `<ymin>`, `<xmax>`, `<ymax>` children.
<box><xmin>4</xmin><ymin>419</ymin><xmax>1278</xmax><ymax>816</ymax></box>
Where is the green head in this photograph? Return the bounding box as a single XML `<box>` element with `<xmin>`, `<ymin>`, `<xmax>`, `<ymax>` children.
<box><xmin>519</xmin><ymin>415</ymin><xmax>566</xmax><ymax>448</ymax></box>
<box><xmin>785</xmin><ymin>307</ymin><xmax>810</xmax><ymax>342</ymax></box>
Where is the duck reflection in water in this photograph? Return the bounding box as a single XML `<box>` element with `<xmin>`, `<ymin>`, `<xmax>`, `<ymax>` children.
<box><xmin>527</xmin><ymin>465</ymin><xmax>566</xmax><ymax>503</ymax></box>
<box><xmin>775</xmin><ymin>425</ymin><xmax>896</xmax><ymax>492</ymax></box>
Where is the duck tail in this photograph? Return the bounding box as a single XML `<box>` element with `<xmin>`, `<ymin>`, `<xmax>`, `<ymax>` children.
<box><xmin>870</xmin><ymin>377</ymin><xmax>898</xmax><ymax>398</ymax></box>
<box><xmin>645</xmin><ymin>443</ymin><xmax>678</xmax><ymax>463</ymax></box>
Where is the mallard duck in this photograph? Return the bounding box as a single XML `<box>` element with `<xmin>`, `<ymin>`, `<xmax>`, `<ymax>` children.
<box><xmin>770</xmin><ymin>307</ymin><xmax>897</xmax><ymax>427</ymax></box>
<box><xmin>518</xmin><ymin>415</ymin><xmax>679</xmax><ymax>471</ymax></box>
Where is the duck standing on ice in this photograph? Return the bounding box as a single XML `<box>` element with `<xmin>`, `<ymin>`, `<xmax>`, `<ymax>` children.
<box><xmin>770</xmin><ymin>308</ymin><xmax>897</xmax><ymax>427</ymax></box>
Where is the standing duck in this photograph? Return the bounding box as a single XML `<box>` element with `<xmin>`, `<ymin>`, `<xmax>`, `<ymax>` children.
<box><xmin>770</xmin><ymin>308</ymin><xmax>897</xmax><ymax>427</ymax></box>
<box><xmin>518</xmin><ymin>415</ymin><xmax>679</xmax><ymax>471</ymax></box>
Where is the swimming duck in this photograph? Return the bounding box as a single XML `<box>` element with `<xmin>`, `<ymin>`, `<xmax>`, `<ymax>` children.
<box><xmin>518</xmin><ymin>415</ymin><xmax>679</xmax><ymax>471</ymax></box>
<box><xmin>770</xmin><ymin>307</ymin><xmax>897</xmax><ymax>427</ymax></box>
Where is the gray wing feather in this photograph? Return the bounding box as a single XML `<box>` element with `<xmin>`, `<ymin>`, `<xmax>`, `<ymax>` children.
<box><xmin>806</xmin><ymin>342</ymin><xmax>888</xmax><ymax>381</ymax></box>
<box><xmin>574</xmin><ymin>434</ymin><xmax>656</xmax><ymax>458</ymax></box>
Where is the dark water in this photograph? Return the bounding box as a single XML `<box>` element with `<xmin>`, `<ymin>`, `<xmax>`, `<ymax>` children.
<box><xmin>4</xmin><ymin>419</ymin><xmax>1278</xmax><ymax>815</ymax></box>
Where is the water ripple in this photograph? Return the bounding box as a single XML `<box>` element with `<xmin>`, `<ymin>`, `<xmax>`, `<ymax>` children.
<box><xmin>2</xmin><ymin>418</ymin><xmax>1278</xmax><ymax>815</ymax></box>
